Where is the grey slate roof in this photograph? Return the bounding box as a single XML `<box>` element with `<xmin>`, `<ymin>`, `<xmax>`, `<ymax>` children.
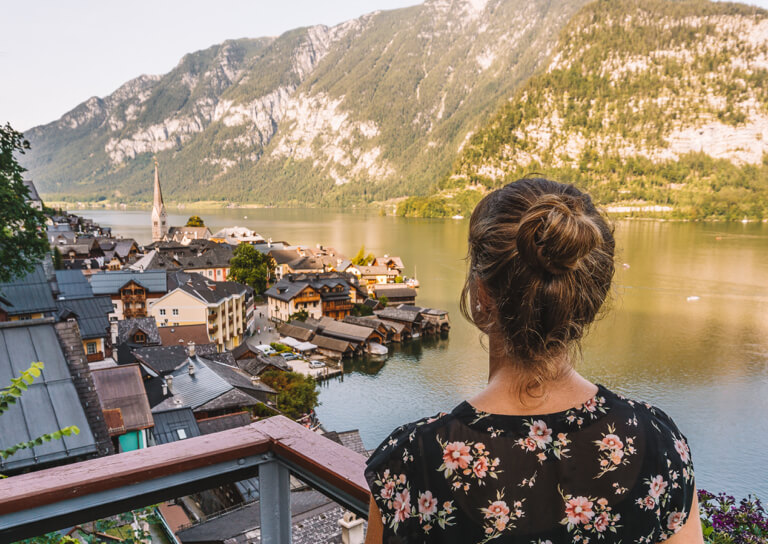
<box><xmin>264</xmin><ymin>273</ymin><xmax>355</xmax><ymax>303</ymax></box>
<box><xmin>0</xmin><ymin>321</ymin><xmax>100</xmax><ymax>471</ymax></box>
<box><xmin>89</xmin><ymin>270</ymin><xmax>168</xmax><ymax>295</ymax></box>
<box><xmin>117</xmin><ymin>317</ymin><xmax>162</xmax><ymax>345</ymax></box>
<box><xmin>132</xmin><ymin>345</ymin><xmax>189</xmax><ymax>375</ymax></box>
<box><xmin>398</xmin><ymin>304</ymin><xmax>449</xmax><ymax>316</ymax></box>
<box><xmin>375</xmin><ymin>307</ymin><xmax>423</xmax><ymax>323</ymax></box>
<box><xmin>55</xmin><ymin>270</ymin><xmax>94</xmax><ymax>299</ymax></box>
<box><xmin>275</xmin><ymin>323</ymin><xmax>315</xmax><ymax>342</ymax></box>
<box><xmin>56</xmin><ymin>296</ymin><xmax>113</xmax><ymax>339</ymax></box>
<box><xmin>152</xmin><ymin>407</ymin><xmax>201</xmax><ymax>445</ymax></box>
<box><xmin>372</xmin><ymin>285</ymin><xmax>417</xmax><ymax>298</ymax></box>
<box><xmin>316</xmin><ymin>316</ymin><xmax>374</xmax><ymax>344</ymax></box>
<box><xmin>0</xmin><ymin>264</ymin><xmax>57</xmax><ymax>316</ymax></box>
<box><xmin>197</xmin><ymin>411</ymin><xmax>251</xmax><ymax>435</ymax></box>
<box><xmin>167</xmin><ymin>271</ymin><xmax>246</xmax><ymax>304</ymax></box>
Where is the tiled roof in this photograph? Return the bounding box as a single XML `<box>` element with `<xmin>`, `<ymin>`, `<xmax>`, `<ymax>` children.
<box><xmin>55</xmin><ymin>270</ymin><xmax>94</xmax><ymax>299</ymax></box>
<box><xmin>197</xmin><ymin>411</ymin><xmax>251</xmax><ymax>435</ymax></box>
<box><xmin>157</xmin><ymin>324</ymin><xmax>211</xmax><ymax>347</ymax></box>
<box><xmin>316</xmin><ymin>316</ymin><xmax>374</xmax><ymax>344</ymax></box>
<box><xmin>152</xmin><ymin>407</ymin><xmax>201</xmax><ymax>445</ymax></box>
<box><xmin>0</xmin><ymin>321</ymin><xmax>100</xmax><ymax>471</ymax></box>
<box><xmin>89</xmin><ymin>270</ymin><xmax>167</xmax><ymax>294</ymax></box>
<box><xmin>91</xmin><ymin>364</ymin><xmax>154</xmax><ymax>433</ymax></box>
<box><xmin>117</xmin><ymin>317</ymin><xmax>162</xmax><ymax>345</ymax></box>
<box><xmin>311</xmin><ymin>334</ymin><xmax>352</xmax><ymax>354</ymax></box>
<box><xmin>167</xmin><ymin>271</ymin><xmax>246</xmax><ymax>304</ymax></box>
<box><xmin>372</xmin><ymin>285</ymin><xmax>417</xmax><ymax>298</ymax></box>
<box><xmin>275</xmin><ymin>323</ymin><xmax>315</xmax><ymax>342</ymax></box>
<box><xmin>56</xmin><ymin>296</ymin><xmax>113</xmax><ymax>339</ymax></box>
<box><xmin>0</xmin><ymin>264</ymin><xmax>57</xmax><ymax>316</ymax></box>
<box><xmin>375</xmin><ymin>307</ymin><xmax>423</xmax><ymax>323</ymax></box>
<box><xmin>132</xmin><ymin>345</ymin><xmax>189</xmax><ymax>375</ymax></box>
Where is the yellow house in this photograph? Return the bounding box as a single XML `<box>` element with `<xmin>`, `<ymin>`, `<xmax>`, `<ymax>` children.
<box><xmin>150</xmin><ymin>272</ymin><xmax>247</xmax><ymax>351</ymax></box>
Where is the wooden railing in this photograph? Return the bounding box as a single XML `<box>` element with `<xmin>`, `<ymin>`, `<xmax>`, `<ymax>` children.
<box><xmin>0</xmin><ymin>416</ymin><xmax>370</xmax><ymax>543</ymax></box>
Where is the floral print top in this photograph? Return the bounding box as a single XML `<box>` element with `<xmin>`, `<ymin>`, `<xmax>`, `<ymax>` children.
<box><xmin>364</xmin><ymin>384</ymin><xmax>695</xmax><ymax>543</ymax></box>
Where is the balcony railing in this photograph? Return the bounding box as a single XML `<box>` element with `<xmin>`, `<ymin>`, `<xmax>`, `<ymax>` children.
<box><xmin>0</xmin><ymin>416</ymin><xmax>369</xmax><ymax>543</ymax></box>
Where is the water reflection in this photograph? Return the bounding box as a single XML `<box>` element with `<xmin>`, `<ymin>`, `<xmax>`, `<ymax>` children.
<box><xmin>77</xmin><ymin>207</ymin><xmax>768</xmax><ymax>498</ymax></box>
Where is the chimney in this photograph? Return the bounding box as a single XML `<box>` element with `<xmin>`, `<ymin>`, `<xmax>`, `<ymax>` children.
<box><xmin>162</xmin><ymin>382</ymin><xmax>168</xmax><ymax>396</ymax></box>
<box><xmin>187</xmin><ymin>342</ymin><xmax>196</xmax><ymax>358</ymax></box>
<box><xmin>166</xmin><ymin>375</ymin><xmax>173</xmax><ymax>393</ymax></box>
<box><xmin>188</xmin><ymin>362</ymin><xmax>195</xmax><ymax>376</ymax></box>
<box><xmin>338</xmin><ymin>512</ymin><xmax>364</xmax><ymax>544</ymax></box>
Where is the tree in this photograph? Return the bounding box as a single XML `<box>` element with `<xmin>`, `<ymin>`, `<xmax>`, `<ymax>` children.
<box><xmin>185</xmin><ymin>215</ymin><xmax>205</xmax><ymax>227</ymax></box>
<box><xmin>351</xmin><ymin>245</ymin><xmax>375</xmax><ymax>266</ymax></box>
<box><xmin>52</xmin><ymin>246</ymin><xmax>62</xmax><ymax>270</ymax></box>
<box><xmin>0</xmin><ymin>123</ymin><xmax>49</xmax><ymax>284</ymax></box>
<box><xmin>378</xmin><ymin>295</ymin><xmax>389</xmax><ymax>307</ymax></box>
<box><xmin>228</xmin><ymin>243</ymin><xmax>275</xmax><ymax>293</ymax></box>
<box><xmin>260</xmin><ymin>371</ymin><xmax>319</xmax><ymax>420</ymax></box>
<box><xmin>289</xmin><ymin>309</ymin><xmax>309</xmax><ymax>322</ymax></box>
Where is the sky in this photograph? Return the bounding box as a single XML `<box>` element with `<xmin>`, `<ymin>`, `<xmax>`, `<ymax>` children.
<box><xmin>2</xmin><ymin>0</ymin><xmax>767</xmax><ymax>131</ymax></box>
<box><xmin>0</xmin><ymin>0</ymin><xmax>422</xmax><ymax>131</ymax></box>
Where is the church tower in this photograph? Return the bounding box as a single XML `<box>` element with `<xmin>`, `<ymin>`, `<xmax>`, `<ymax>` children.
<box><xmin>151</xmin><ymin>158</ymin><xmax>168</xmax><ymax>242</ymax></box>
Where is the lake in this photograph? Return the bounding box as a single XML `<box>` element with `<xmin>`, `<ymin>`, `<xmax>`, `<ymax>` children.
<box><xmin>76</xmin><ymin>206</ymin><xmax>768</xmax><ymax>498</ymax></box>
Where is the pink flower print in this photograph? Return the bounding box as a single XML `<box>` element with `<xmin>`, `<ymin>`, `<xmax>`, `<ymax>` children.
<box><xmin>593</xmin><ymin>512</ymin><xmax>610</xmax><ymax>532</ymax></box>
<box><xmin>398</xmin><ymin>473</ymin><xmax>407</xmax><ymax>484</ymax></box>
<box><xmin>648</xmin><ymin>475</ymin><xmax>668</xmax><ymax>499</ymax></box>
<box><xmin>417</xmin><ymin>491</ymin><xmax>437</xmax><ymax>518</ymax></box>
<box><xmin>485</xmin><ymin>500</ymin><xmax>510</xmax><ymax>519</ymax></box>
<box><xmin>597</xmin><ymin>498</ymin><xmax>608</xmax><ymax>507</ymax></box>
<box><xmin>473</xmin><ymin>456</ymin><xmax>489</xmax><ymax>478</ymax></box>
<box><xmin>674</xmin><ymin>438</ymin><xmax>690</xmax><ymax>463</ymax></box>
<box><xmin>475</xmin><ymin>442</ymin><xmax>485</xmax><ymax>452</ymax></box>
<box><xmin>522</xmin><ymin>437</ymin><xmax>537</xmax><ymax>451</ymax></box>
<box><xmin>529</xmin><ymin>420</ymin><xmax>553</xmax><ymax>446</ymax></box>
<box><xmin>600</xmin><ymin>434</ymin><xmax>624</xmax><ymax>451</ymax></box>
<box><xmin>667</xmin><ymin>511</ymin><xmax>686</xmax><ymax>532</ymax></box>
<box><xmin>642</xmin><ymin>496</ymin><xmax>656</xmax><ymax>510</ymax></box>
<box><xmin>442</xmin><ymin>441</ymin><xmax>472</xmax><ymax>471</ymax></box>
<box><xmin>495</xmin><ymin>515</ymin><xmax>509</xmax><ymax>532</ymax></box>
<box><xmin>584</xmin><ymin>397</ymin><xmax>597</xmax><ymax>412</ymax></box>
<box><xmin>393</xmin><ymin>489</ymin><xmax>411</xmax><ymax>523</ymax></box>
<box><xmin>443</xmin><ymin>501</ymin><xmax>454</xmax><ymax>514</ymax></box>
<box><xmin>610</xmin><ymin>449</ymin><xmax>624</xmax><ymax>465</ymax></box>
<box><xmin>380</xmin><ymin>481</ymin><xmax>395</xmax><ymax>500</ymax></box>
<box><xmin>537</xmin><ymin>452</ymin><xmax>547</xmax><ymax>462</ymax></box>
<box><xmin>565</xmin><ymin>496</ymin><xmax>595</xmax><ymax>525</ymax></box>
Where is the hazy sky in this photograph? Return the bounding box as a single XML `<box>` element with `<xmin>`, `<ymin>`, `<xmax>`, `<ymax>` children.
<box><xmin>2</xmin><ymin>0</ymin><xmax>767</xmax><ymax>131</ymax></box>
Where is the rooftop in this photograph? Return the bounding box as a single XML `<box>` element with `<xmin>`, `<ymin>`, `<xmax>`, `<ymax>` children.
<box><xmin>89</xmin><ymin>269</ymin><xmax>168</xmax><ymax>295</ymax></box>
<box><xmin>0</xmin><ymin>264</ymin><xmax>57</xmax><ymax>316</ymax></box>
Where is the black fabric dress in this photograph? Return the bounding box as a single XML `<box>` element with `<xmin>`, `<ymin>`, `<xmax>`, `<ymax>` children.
<box><xmin>364</xmin><ymin>384</ymin><xmax>695</xmax><ymax>544</ymax></box>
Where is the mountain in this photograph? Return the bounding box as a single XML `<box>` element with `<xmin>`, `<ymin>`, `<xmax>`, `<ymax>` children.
<box><xmin>401</xmin><ymin>0</ymin><xmax>768</xmax><ymax>220</ymax></box>
<box><xmin>21</xmin><ymin>0</ymin><xmax>590</xmax><ymax>206</ymax></box>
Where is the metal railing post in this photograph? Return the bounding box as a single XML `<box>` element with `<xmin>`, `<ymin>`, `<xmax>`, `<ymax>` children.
<box><xmin>259</xmin><ymin>457</ymin><xmax>292</xmax><ymax>544</ymax></box>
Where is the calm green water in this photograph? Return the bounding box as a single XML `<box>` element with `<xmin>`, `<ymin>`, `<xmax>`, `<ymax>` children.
<box><xmin>79</xmin><ymin>207</ymin><xmax>768</xmax><ymax>498</ymax></box>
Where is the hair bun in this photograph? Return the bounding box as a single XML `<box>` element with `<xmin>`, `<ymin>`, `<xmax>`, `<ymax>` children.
<box><xmin>516</xmin><ymin>193</ymin><xmax>603</xmax><ymax>276</ymax></box>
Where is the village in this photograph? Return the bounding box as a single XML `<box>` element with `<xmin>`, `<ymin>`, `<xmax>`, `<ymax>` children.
<box><xmin>0</xmin><ymin>165</ymin><xmax>450</xmax><ymax>541</ymax></box>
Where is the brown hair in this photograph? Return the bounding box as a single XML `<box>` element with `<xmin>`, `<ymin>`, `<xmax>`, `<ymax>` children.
<box><xmin>460</xmin><ymin>177</ymin><xmax>615</xmax><ymax>385</ymax></box>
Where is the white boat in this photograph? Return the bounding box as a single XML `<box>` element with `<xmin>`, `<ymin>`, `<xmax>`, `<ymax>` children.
<box><xmin>368</xmin><ymin>342</ymin><xmax>389</xmax><ymax>356</ymax></box>
<box><xmin>686</xmin><ymin>296</ymin><xmax>700</xmax><ymax>302</ymax></box>
<box><xmin>451</xmin><ymin>214</ymin><xmax>464</xmax><ymax>220</ymax></box>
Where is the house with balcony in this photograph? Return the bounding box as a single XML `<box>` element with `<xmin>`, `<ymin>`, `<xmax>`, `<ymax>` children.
<box><xmin>265</xmin><ymin>273</ymin><xmax>364</xmax><ymax>323</ymax></box>
<box><xmin>56</xmin><ymin>296</ymin><xmax>114</xmax><ymax>362</ymax></box>
<box><xmin>150</xmin><ymin>271</ymin><xmax>248</xmax><ymax>351</ymax></box>
<box><xmin>89</xmin><ymin>269</ymin><xmax>168</xmax><ymax>322</ymax></box>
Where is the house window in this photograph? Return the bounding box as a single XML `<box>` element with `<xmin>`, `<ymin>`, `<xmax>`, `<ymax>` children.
<box><xmin>86</xmin><ymin>342</ymin><xmax>97</xmax><ymax>355</ymax></box>
<box><xmin>113</xmin><ymin>303</ymin><xmax>118</xmax><ymax>310</ymax></box>
<box><xmin>134</xmin><ymin>332</ymin><xmax>146</xmax><ymax>343</ymax></box>
<box><xmin>172</xmin><ymin>308</ymin><xmax>179</xmax><ymax>316</ymax></box>
<box><xmin>159</xmin><ymin>309</ymin><xmax>166</xmax><ymax>316</ymax></box>
<box><xmin>173</xmin><ymin>322</ymin><xmax>179</xmax><ymax>327</ymax></box>
<box><xmin>217</xmin><ymin>270</ymin><xmax>222</xmax><ymax>277</ymax></box>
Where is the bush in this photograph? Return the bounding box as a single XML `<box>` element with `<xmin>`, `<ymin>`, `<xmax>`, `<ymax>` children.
<box><xmin>269</xmin><ymin>342</ymin><xmax>292</xmax><ymax>353</ymax></box>
<box><xmin>260</xmin><ymin>370</ymin><xmax>319</xmax><ymax>420</ymax></box>
<box><xmin>699</xmin><ymin>489</ymin><xmax>767</xmax><ymax>543</ymax></box>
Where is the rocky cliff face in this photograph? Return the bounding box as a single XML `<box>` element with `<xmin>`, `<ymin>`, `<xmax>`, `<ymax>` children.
<box><xmin>21</xmin><ymin>0</ymin><xmax>588</xmax><ymax>205</ymax></box>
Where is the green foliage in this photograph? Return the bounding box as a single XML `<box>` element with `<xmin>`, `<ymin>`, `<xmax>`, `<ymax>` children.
<box><xmin>378</xmin><ymin>296</ymin><xmax>389</xmax><ymax>308</ymax></box>
<box><xmin>260</xmin><ymin>370</ymin><xmax>319</xmax><ymax>420</ymax></box>
<box><xmin>351</xmin><ymin>246</ymin><xmax>375</xmax><ymax>266</ymax></box>
<box><xmin>394</xmin><ymin>275</ymin><xmax>404</xmax><ymax>283</ymax></box>
<box><xmin>185</xmin><ymin>215</ymin><xmax>205</xmax><ymax>227</ymax></box>
<box><xmin>52</xmin><ymin>247</ymin><xmax>63</xmax><ymax>270</ymax></box>
<box><xmin>0</xmin><ymin>123</ymin><xmax>49</xmax><ymax>283</ymax></box>
<box><xmin>410</xmin><ymin>0</ymin><xmax>768</xmax><ymax>220</ymax></box>
<box><xmin>351</xmin><ymin>303</ymin><xmax>374</xmax><ymax>317</ymax></box>
<box><xmin>228</xmin><ymin>243</ymin><xmax>275</xmax><ymax>293</ymax></box>
<box><xmin>269</xmin><ymin>342</ymin><xmax>292</xmax><ymax>353</ymax></box>
<box><xmin>289</xmin><ymin>309</ymin><xmax>309</xmax><ymax>322</ymax></box>
<box><xmin>22</xmin><ymin>507</ymin><xmax>161</xmax><ymax>543</ymax></box>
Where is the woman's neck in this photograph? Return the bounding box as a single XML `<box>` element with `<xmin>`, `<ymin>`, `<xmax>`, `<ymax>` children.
<box><xmin>468</xmin><ymin>333</ymin><xmax>598</xmax><ymax>416</ymax></box>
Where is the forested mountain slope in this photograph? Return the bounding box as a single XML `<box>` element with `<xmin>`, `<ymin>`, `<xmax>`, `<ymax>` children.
<box><xmin>21</xmin><ymin>0</ymin><xmax>588</xmax><ymax>206</ymax></box>
<box><xmin>400</xmin><ymin>0</ymin><xmax>768</xmax><ymax>220</ymax></box>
